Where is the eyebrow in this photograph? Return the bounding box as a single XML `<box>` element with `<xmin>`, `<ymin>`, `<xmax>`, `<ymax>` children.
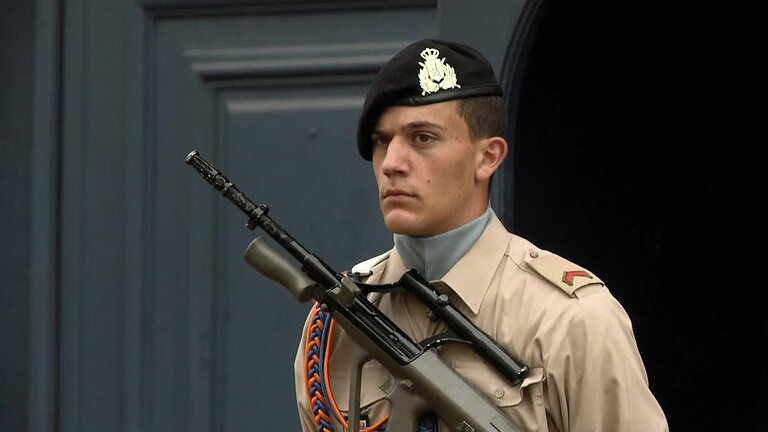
<box><xmin>404</xmin><ymin>120</ymin><xmax>445</xmax><ymax>131</ymax></box>
<box><xmin>372</xmin><ymin>120</ymin><xmax>446</xmax><ymax>136</ymax></box>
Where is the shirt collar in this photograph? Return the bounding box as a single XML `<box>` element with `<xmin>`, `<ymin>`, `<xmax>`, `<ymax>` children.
<box><xmin>440</xmin><ymin>214</ymin><xmax>509</xmax><ymax>314</ymax></box>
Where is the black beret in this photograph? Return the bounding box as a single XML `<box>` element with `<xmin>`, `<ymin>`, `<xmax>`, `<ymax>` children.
<box><xmin>356</xmin><ymin>39</ymin><xmax>502</xmax><ymax>160</ymax></box>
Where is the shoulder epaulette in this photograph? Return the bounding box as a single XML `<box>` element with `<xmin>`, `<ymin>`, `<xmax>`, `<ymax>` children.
<box><xmin>525</xmin><ymin>250</ymin><xmax>603</xmax><ymax>296</ymax></box>
<box><xmin>348</xmin><ymin>251</ymin><xmax>391</xmax><ymax>279</ymax></box>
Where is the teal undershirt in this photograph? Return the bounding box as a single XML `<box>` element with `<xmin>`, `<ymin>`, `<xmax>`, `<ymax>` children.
<box><xmin>394</xmin><ymin>206</ymin><xmax>494</xmax><ymax>281</ymax></box>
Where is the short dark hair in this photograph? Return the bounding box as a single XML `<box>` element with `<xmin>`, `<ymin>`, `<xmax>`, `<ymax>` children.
<box><xmin>458</xmin><ymin>95</ymin><xmax>506</xmax><ymax>192</ymax></box>
<box><xmin>457</xmin><ymin>95</ymin><xmax>506</xmax><ymax>141</ymax></box>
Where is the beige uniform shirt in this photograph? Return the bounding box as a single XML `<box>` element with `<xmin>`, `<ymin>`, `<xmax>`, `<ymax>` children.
<box><xmin>294</xmin><ymin>215</ymin><xmax>668</xmax><ymax>431</ymax></box>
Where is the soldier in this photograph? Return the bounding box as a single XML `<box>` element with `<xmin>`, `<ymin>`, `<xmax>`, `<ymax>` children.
<box><xmin>293</xmin><ymin>39</ymin><xmax>668</xmax><ymax>432</ymax></box>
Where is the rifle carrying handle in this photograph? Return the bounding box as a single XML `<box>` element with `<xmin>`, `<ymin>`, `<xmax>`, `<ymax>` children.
<box><xmin>244</xmin><ymin>236</ymin><xmax>316</xmax><ymax>303</ymax></box>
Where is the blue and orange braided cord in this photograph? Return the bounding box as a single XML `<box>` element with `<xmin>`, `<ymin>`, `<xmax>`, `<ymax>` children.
<box><xmin>304</xmin><ymin>302</ymin><xmax>436</xmax><ymax>432</ymax></box>
<box><xmin>305</xmin><ymin>302</ymin><xmax>388</xmax><ymax>432</ymax></box>
<box><xmin>305</xmin><ymin>303</ymin><xmax>334</xmax><ymax>431</ymax></box>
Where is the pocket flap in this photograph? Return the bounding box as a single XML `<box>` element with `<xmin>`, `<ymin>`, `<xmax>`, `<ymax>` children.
<box><xmin>453</xmin><ymin>361</ymin><xmax>546</xmax><ymax>408</ymax></box>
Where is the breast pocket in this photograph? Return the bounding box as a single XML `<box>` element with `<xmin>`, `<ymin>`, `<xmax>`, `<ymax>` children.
<box><xmin>453</xmin><ymin>361</ymin><xmax>548</xmax><ymax>432</ymax></box>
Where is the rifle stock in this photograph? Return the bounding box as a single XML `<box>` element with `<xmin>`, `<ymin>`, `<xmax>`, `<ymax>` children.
<box><xmin>187</xmin><ymin>150</ymin><xmax>526</xmax><ymax>432</ymax></box>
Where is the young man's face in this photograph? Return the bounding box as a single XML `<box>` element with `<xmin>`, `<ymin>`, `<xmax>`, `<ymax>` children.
<box><xmin>371</xmin><ymin>100</ymin><xmax>488</xmax><ymax>237</ymax></box>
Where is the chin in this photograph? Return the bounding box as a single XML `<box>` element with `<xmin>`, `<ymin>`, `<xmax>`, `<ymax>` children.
<box><xmin>383</xmin><ymin>214</ymin><xmax>423</xmax><ymax>237</ymax></box>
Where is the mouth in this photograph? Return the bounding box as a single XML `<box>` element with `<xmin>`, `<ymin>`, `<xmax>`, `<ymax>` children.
<box><xmin>382</xmin><ymin>189</ymin><xmax>415</xmax><ymax>201</ymax></box>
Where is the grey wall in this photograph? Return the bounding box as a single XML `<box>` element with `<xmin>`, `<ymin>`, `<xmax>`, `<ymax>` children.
<box><xmin>1</xmin><ymin>1</ymin><xmax>37</xmax><ymax>431</ymax></box>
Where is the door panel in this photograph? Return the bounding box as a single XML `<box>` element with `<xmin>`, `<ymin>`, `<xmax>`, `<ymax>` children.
<box><xmin>219</xmin><ymin>85</ymin><xmax>385</xmax><ymax>431</ymax></box>
<box><xmin>148</xmin><ymin>5</ymin><xmax>435</xmax><ymax>431</ymax></box>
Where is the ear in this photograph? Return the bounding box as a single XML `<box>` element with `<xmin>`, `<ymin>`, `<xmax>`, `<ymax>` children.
<box><xmin>475</xmin><ymin>136</ymin><xmax>508</xmax><ymax>182</ymax></box>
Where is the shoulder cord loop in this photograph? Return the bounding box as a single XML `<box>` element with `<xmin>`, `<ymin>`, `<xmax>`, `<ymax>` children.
<box><xmin>304</xmin><ymin>302</ymin><xmax>437</xmax><ymax>432</ymax></box>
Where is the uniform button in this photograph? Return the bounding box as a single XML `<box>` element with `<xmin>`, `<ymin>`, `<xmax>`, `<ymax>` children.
<box><xmin>494</xmin><ymin>388</ymin><xmax>505</xmax><ymax>398</ymax></box>
<box><xmin>529</xmin><ymin>250</ymin><xmax>539</xmax><ymax>258</ymax></box>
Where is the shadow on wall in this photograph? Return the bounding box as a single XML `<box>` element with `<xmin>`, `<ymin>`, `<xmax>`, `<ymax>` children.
<box><xmin>513</xmin><ymin>1</ymin><xmax>763</xmax><ymax>430</ymax></box>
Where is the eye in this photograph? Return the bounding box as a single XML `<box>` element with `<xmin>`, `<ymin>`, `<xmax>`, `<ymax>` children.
<box><xmin>371</xmin><ymin>135</ymin><xmax>390</xmax><ymax>147</ymax></box>
<box><xmin>415</xmin><ymin>133</ymin><xmax>434</xmax><ymax>144</ymax></box>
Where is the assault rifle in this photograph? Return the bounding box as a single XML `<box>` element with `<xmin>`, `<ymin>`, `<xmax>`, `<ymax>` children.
<box><xmin>186</xmin><ymin>150</ymin><xmax>528</xmax><ymax>432</ymax></box>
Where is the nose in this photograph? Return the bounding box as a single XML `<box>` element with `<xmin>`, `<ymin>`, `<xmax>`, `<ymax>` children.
<box><xmin>379</xmin><ymin>137</ymin><xmax>409</xmax><ymax>177</ymax></box>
